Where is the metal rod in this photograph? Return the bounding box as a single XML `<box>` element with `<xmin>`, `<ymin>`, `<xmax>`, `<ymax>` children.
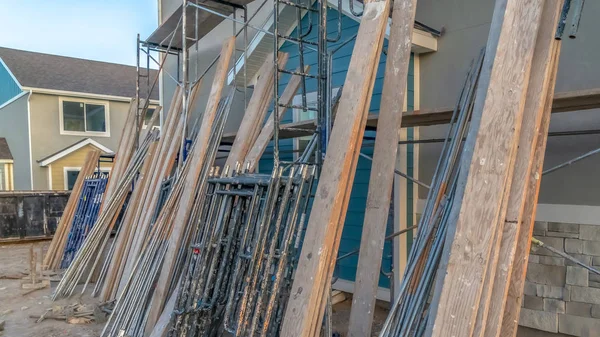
<box><xmin>542</xmin><ymin>146</ymin><xmax>600</xmax><ymax>176</ymax></box>
<box><xmin>532</xmin><ymin>237</ymin><xmax>600</xmax><ymax>275</ymax></box>
<box><xmin>359</xmin><ymin>152</ymin><xmax>431</xmax><ymax>189</ymax></box>
<box><xmin>336</xmin><ymin>225</ymin><xmax>419</xmax><ymax>261</ymax></box>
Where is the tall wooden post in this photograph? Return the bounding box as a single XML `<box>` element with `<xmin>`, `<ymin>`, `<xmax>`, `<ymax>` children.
<box><xmin>426</xmin><ymin>1</ymin><xmax>545</xmax><ymax>336</ymax></box>
<box><xmin>347</xmin><ymin>0</ymin><xmax>418</xmax><ymax>336</ymax></box>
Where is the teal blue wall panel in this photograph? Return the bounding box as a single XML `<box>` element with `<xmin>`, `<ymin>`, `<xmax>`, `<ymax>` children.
<box><xmin>259</xmin><ymin>8</ymin><xmax>415</xmax><ymax>290</ymax></box>
<box><xmin>0</xmin><ymin>60</ymin><xmax>22</xmax><ymax>106</ymax></box>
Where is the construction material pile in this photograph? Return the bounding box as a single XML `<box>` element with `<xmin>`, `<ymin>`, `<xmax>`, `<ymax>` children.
<box><xmin>40</xmin><ymin>1</ymin><xmax>582</xmax><ymax>337</ymax></box>
<box><xmin>379</xmin><ymin>50</ymin><xmax>483</xmax><ymax>336</ymax></box>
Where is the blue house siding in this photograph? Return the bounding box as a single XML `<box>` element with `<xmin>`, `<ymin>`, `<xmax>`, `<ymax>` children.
<box><xmin>0</xmin><ymin>59</ymin><xmax>22</xmax><ymax>106</ymax></box>
<box><xmin>259</xmin><ymin>9</ymin><xmax>415</xmax><ymax>290</ymax></box>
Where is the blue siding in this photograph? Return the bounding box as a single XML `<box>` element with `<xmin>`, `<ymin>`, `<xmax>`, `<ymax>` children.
<box><xmin>259</xmin><ymin>9</ymin><xmax>415</xmax><ymax>289</ymax></box>
<box><xmin>0</xmin><ymin>60</ymin><xmax>22</xmax><ymax>106</ymax></box>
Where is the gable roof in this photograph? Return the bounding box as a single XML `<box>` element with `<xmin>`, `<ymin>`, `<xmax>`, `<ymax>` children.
<box><xmin>37</xmin><ymin>138</ymin><xmax>113</xmax><ymax>166</ymax></box>
<box><xmin>0</xmin><ymin>47</ymin><xmax>159</xmax><ymax>100</ymax></box>
<box><xmin>0</xmin><ymin>138</ymin><xmax>13</xmax><ymax>161</ymax></box>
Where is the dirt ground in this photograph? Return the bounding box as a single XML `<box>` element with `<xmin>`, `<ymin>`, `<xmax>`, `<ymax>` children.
<box><xmin>0</xmin><ymin>241</ymin><xmax>104</xmax><ymax>337</ymax></box>
<box><xmin>0</xmin><ymin>241</ymin><xmax>388</xmax><ymax>337</ymax></box>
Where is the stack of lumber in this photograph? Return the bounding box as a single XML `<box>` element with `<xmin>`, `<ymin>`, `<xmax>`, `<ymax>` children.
<box><xmin>96</xmin><ymin>85</ymin><xmax>186</xmax><ymax>301</ymax></box>
<box><xmin>99</xmin><ymin>37</ymin><xmax>236</xmax><ymax>337</ymax></box>
<box><xmin>280</xmin><ymin>1</ymin><xmax>567</xmax><ymax>337</ymax></box>
<box><xmin>43</xmin><ymin>149</ymin><xmax>102</xmax><ymax>270</ymax></box>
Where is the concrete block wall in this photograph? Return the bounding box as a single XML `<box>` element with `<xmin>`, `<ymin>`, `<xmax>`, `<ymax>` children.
<box><xmin>519</xmin><ymin>221</ymin><xmax>600</xmax><ymax>336</ymax></box>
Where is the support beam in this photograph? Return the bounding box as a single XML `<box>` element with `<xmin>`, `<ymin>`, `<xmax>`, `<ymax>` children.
<box><xmin>482</xmin><ymin>2</ymin><xmax>562</xmax><ymax>337</ymax></box>
<box><xmin>347</xmin><ymin>0</ymin><xmax>417</xmax><ymax>335</ymax></box>
<box><xmin>280</xmin><ymin>0</ymin><xmax>390</xmax><ymax>335</ymax></box>
<box><xmin>426</xmin><ymin>1</ymin><xmax>545</xmax><ymax>336</ymax></box>
<box><xmin>219</xmin><ymin>88</ymin><xmax>600</xmax><ymax>143</ymax></box>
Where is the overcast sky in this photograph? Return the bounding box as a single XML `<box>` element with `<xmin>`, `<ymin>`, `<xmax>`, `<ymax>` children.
<box><xmin>0</xmin><ymin>0</ymin><xmax>158</xmax><ymax>66</ymax></box>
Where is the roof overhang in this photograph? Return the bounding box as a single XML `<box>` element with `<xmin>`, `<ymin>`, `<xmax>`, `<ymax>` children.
<box><xmin>146</xmin><ymin>0</ymin><xmax>254</xmax><ymax>50</ymax></box>
<box><xmin>0</xmin><ymin>159</ymin><xmax>13</xmax><ymax>164</ymax></box>
<box><xmin>225</xmin><ymin>0</ymin><xmax>438</xmax><ymax>86</ymax></box>
<box><xmin>38</xmin><ymin>138</ymin><xmax>113</xmax><ymax>167</ymax></box>
<box><xmin>22</xmin><ymin>86</ymin><xmax>159</xmax><ymax>104</ymax></box>
<box><xmin>334</xmin><ymin>0</ymin><xmax>437</xmax><ymax>53</ymax></box>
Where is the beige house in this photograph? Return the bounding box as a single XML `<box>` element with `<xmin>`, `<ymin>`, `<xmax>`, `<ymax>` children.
<box><xmin>0</xmin><ymin>47</ymin><xmax>158</xmax><ymax>190</ymax></box>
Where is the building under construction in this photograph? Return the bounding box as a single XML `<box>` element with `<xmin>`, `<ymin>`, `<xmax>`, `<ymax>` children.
<box><xmin>6</xmin><ymin>0</ymin><xmax>600</xmax><ymax>336</ymax></box>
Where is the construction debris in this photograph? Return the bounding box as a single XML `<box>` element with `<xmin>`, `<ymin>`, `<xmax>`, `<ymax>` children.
<box><xmin>30</xmin><ymin>302</ymin><xmax>111</xmax><ymax>324</ymax></box>
<box><xmin>24</xmin><ymin>0</ymin><xmax>591</xmax><ymax>336</ymax></box>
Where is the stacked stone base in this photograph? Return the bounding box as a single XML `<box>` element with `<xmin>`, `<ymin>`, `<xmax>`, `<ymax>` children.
<box><xmin>519</xmin><ymin>221</ymin><xmax>600</xmax><ymax>336</ymax></box>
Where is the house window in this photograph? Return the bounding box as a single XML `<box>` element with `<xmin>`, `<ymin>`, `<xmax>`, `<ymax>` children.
<box><xmin>63</xmin><ymin>167</ymin><xmax>110</xmax><ymax>190</ymax></box>
<box><xmin>60</xmin><ymin>98</ymin><xmax>109</xmax><ymax>136</ymax></box>
<box><xmin>292</xmin><ymin>88</ymin><xmax>340</xmax><ymax>159</ymax></box>
<box><xmin>142</xmin><ymin>107</ymin><xmax>160</xmax><ymax>130</ymax></box>
<box><xmin>65</xmin><ymin>168</ymin><xmax>80</xmax><ymax>190</ymax></box>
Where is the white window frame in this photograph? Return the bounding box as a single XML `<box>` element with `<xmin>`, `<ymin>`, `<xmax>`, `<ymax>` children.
<box><xmin>63</xmin><ymin>166</ymin><xmax>111</xmax><ymax>190</ymax></box>
<box><xmin>59</xmin><ymin>97</ymin><xmax>111</xmax><ymax>137</ymax></box>
<box><xmin>63</xmin><ymin>166</ymin><xmax>81</xmax><ymax>190</ymax></box>
<box><xmin>292</xmin><ymin>88</ymin><xmax>340</xmax><ymax>159</ymax></box>
<box><xmin>142</xmin><ymin>105</ymin><xmax>160</xmax><ymax>130</ymax></box>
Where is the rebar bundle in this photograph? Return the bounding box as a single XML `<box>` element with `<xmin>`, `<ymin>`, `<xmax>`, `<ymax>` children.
<box><xmin>378</xmin><ymin>51</ymin><xmax>484</xmax><ymax>337</ymax></box>
<box><xmin>167</xmin><ymin>163</ymin><xmax>316</xmax><ymax>337</ymax></box>
<box><xmin>60</xmin><ymin>173</ymin><xmax>109</xmax><ymax>269</ymax></box>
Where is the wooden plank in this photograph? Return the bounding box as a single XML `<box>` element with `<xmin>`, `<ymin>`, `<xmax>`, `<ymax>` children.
<box><xmin>347</xmin><ymin>0</ymin><xmax>417</xmax><ymax>335</ymax></box>
<box><xmin>148</xmin><ymin>284</ymin><xmax>179</xmax><ymax>337</ymax></box>
<box><xmin>144</xmin><ymin>37</ymin><xmax>236</xmax><ymax>334</ymax></box>
<box><xmin>224</xmin><ymin>52</ymin><xmax>289</xmax><ymax>169</ymax></box>
<box><xmin>280</xmin><ymin>0</ymin><xmax>390</xmax><ymax>335</ymax></box>
<box><xmin>112</xmin><ymin>89</ymin><xmax>184</xmax><ymax>299</ymax></box>
<box><xmin>219</xmin><ymin>87</ymin><xmax>600</xmax><ymax>143</ymax></box>
<box><xmin>499</xmin><ymin>20</ymin><xmax>562</xmax><ymax>337</ymax></box>
<box><xmin>426</xmin><ymin>1</ymin><xmax>544</xmax><ymax>336</ymax></box>
<box><xmin>482</xmin><ymin>2</ymin><xmax>562</xmax><ymax>337</ymax></box>
<box><xmin>243</xmin><ymin>67</ymin><xmax>307</xmax><ymax>171</ymax></box>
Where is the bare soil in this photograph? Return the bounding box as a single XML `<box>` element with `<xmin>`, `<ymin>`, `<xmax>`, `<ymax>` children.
<box><xmin>0</xmin><ymin>241</ymin><xmax>389</xmax><ymax>337</ymax></box>
<box><xmin>0</xmin><ymin>241</ymin><xmax>103</xmax><ymax>337</ymax></box>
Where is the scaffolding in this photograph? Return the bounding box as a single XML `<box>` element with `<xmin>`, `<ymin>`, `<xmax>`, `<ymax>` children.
<box><xmin>135</xmin><ymin>0</ymin><xmax>366</xmax><ymax>174</ymax></box>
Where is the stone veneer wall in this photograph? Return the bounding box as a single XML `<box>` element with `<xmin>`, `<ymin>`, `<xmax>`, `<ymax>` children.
<box><xmin>519</xmin><ymin>221</ymin><xmax>600</xmax><ymax>336</ymax></box>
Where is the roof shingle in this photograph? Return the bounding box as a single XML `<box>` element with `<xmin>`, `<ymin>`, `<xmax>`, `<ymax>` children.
<box><xmin>0</xmin><ymin>47</ymin><xmax>159</xmax><ymax>100</ymax></box>
<box><xmin>0</xmin><ymin>138</ymin><xmax>13</xmax><ymax>160</ymax></box>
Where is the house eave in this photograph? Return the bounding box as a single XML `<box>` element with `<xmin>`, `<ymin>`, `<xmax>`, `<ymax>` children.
<box><xmin>21</xmin><ymin>86</ymin><xmax>160</xmax><ymax>104</ymax></box>
<box><xmin>332</xmin><ymin>0</ymin><xmax>437</xmax><ymax>53</ymax></box>
<box><xmin>38</xmin><ymin>138</ymin><xmax>114</xmax><ymax>167</ymax></box>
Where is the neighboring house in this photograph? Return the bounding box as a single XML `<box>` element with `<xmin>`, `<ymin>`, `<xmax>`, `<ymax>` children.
<box><xmin>0</xmin><ymin>138</ymin><xmax>14</xmax><ymax>191</ymax></box>
<box><xmin>0</xmin><ymin>47</ymin><xmax>159</xmax><ymax>190</ymax></box>
<box><xmin>156</xmin><ymin>0</ymin><xmax>600</xmax><ymax>335</ymax></box>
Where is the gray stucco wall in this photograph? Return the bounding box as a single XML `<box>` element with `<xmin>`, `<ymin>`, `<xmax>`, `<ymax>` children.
<box><xmin>416</xmin><ymin>0</ymin><xmax>600</xmax><ymax>211</ymax></box>
<box><xmin>28</xmin><ymin>93</ymin><xmax>130</xmax><ymax>189</ymax></box>
<box><xmin>0</xmin><ymin>94</ymin><xmax>32</xmax><ymax>190</ymax></box>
